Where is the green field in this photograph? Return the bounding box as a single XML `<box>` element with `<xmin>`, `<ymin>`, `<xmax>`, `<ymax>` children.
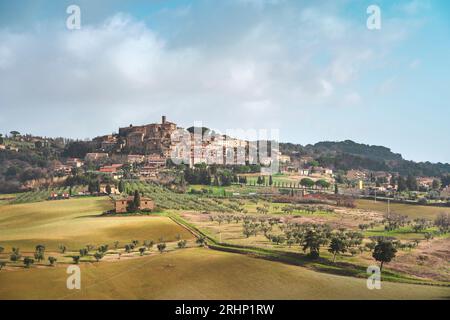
<box><xmin>0</xmin><ymin>197</ymin><xmax>193</xmax><ymax>251</ymax></box>
<box><xmin>1</xmin><ymin>190</ymin><xmax>448</xmax><ymax>300</ymax></box>
<box><xmin>0</xmin><ymin>248</ymin><xmax>448</xmax><ymax>300</ymax></box>
<box><xmin>356</xmin><ymin>199</ymin><xmax>450</xmax><ymax>219</ymax></box>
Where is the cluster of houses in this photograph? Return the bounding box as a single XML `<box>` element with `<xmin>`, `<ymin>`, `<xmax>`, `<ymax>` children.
<box><xmin>80</xmin><ymin>116</ymin><xmax>292</xmax><ymax>177</ymax></box>
<box><xmin>55</xmin><ymin>158</ymin><xmax>85</xmax><ymax>175</ymax></box>
<box><xmin>282</xmin><ymin>165</ymin><xmax>334</xmax><ymax>177</ymax></box>
<box><xmin>342</xmin><ymin>169</ymin><xmax>447</xmax><ymax>196</ymax></box>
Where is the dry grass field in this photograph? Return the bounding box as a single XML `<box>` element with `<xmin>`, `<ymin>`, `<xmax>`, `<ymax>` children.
<box><xmin>355</xmin><ymin>199</ymin><xmax>450</xmax><ymax>220</ymax></box>
<box><xmin>0</xmin><ymin>197</ymin><xmax>193</xmax><ymax>252</ymax></box>
<box><xmin>1</xmin><ymin>195</ymin><xmax>448</xmax><ymax>300</ymax></box>
<box><xmin>0</xmin><ymin>248</ymin><xmax>448</xmax><ymax>300</ymax></box>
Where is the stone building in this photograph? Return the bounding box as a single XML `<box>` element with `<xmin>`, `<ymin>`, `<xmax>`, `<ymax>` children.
<box><xmin>114</xmin><ymin>197</ymin><xmax>155</xmax><ymax>213</ymax></box>
<box><xmin>119</xmin><ymin>116</ymin><xmax>178</xmax><ymax>156</ymax></box>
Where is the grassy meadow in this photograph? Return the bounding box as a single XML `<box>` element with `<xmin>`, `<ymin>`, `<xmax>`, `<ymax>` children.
<box><xmin>0</xmin><ymin>186</ymin><xmax>448</xmax><ymax>300</ymax></box>
<box><xmin>0</xmin><ymin>197</ymin><xmax>193</xmax><ymax>252</ymax></box>
<box><xmin>355</xmin><ymin>199</ymin><xmax>450</xmax><ymax>220</ymax></box>
<box><xmin>0</xmin><ymin>248</ymin><xmax>448</xmax><ymax>300</ymax></box>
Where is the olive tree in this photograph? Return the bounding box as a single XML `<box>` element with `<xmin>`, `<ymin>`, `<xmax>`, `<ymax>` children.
<box><xmin>372</xmin><ymin>240</ymin><xmax>397</xmax><ymax>272</ymax></box>
<box><xmin>23</xmin><ymin>257</ymin><xmax>34</xmax><ymax>268</ymax></box>
<box><xmin>93</xmin><ymin>252</ymin><xmax>104</xmax><ymax>262</ymax></box>
<box><xmin>48</xmin><ymin>256</ymin><xmax>57</xmax><ymax>266</ymax></box>
<box><xmin>157</xmin><ymin>243</ymin><xmax>166</xmax><ymax>254</ymax></box>
<box><xmin>328</xmin><ymin>236</ymin><xmax>347</xmax><ymax>262</ymax></box>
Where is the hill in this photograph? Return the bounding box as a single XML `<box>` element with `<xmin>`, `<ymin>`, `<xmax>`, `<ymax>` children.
<box><xmin>280</xmin><ymin>140</ymin><xmax>450</xmax><ymax>177</ymax></box>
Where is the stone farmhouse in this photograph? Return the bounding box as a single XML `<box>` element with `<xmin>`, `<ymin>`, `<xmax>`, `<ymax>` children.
<box><xmin>114</xmin><ymin>197</ymin><xmax>155</xmax><ymax>213</ymax></box>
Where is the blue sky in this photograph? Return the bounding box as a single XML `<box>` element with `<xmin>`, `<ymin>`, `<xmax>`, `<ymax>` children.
<box><xmin>0</xmin><ymin>0</ymin><xmax>449</xmax><ymax>163</ymax></box>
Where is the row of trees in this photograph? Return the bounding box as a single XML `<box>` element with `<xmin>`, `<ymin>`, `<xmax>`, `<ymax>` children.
<box><xmin>0</xmin><ymin>235</ymin><xmax>203</xmax><ymax>269</ymax></box>
<box><xmin>0</xmin><ymin>245</ymin><xmax>58</xmax><ymax>269</ymax></box>
<box><xmin>382</xmin><ymin>212</ymin><xmax>449</xmax><ymax>234</ymax></box>
<box><xmin>184</xmin><ymin>166</ymin><xmax>236</xmax><ymax>187</ymax></box>
<box><xmin>242</xmin><ymin>176</ymin><xmax>332</xmax><ymax>190</ymax></box>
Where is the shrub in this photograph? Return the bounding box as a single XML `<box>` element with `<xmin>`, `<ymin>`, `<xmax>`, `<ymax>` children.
<box><xmin>157</xmin><ymin>243</ymin><xmax>166</xmax><ymax>253</ymax></box>
<box><xmin>23</xmin><ymin>257</ymin><xmax>34</xmax><ymax>268</ymax></box>
<box><xmin>177</xmin><ymin>240</ymin><xmax>187</xmax><ymax>249</ymax></box>
<box><xmin>93</xmin><ymin>252</ymin><xmax>104</xmax><ymax>262</ymax></box>
<box><xmin>48</xmin><ymin>256</ymin><xmax>57</xmax><ymax>266</ymax></box>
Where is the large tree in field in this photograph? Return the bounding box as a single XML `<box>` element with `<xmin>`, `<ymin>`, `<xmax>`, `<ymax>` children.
<box><xmin>372</xmin><ymin>240</ymin><xmax>397</xmax><ymax>272</ymax></box>
<box><xmin>328</xmin><ymin>236</ymin><xmax>347</xmax><ymax>262</ymax></box>
<box><xmin>302</xmin><ymin>229</ymin><xmax>327</xmax><ymax>258</ymax></box>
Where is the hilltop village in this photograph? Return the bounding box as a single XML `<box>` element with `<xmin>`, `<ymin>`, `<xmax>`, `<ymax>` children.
<box><xmin>1</xmin><ymin>116</ymin><xmax>450</xmax><ymax>207</ymax></box>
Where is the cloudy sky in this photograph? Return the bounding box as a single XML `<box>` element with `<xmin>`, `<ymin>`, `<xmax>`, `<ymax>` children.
<box><xmin>0</xmin><ymin>0</ymin><xmax>449</xmax><ymax>163</ymax></box>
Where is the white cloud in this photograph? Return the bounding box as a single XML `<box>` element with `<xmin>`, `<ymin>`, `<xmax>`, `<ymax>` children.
<box><xmin>0</xmin><ymin>2</ymin><xmax>411</xmax><ymax>138</ymax></box>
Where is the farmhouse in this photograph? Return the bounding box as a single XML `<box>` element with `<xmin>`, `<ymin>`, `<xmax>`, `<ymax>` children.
<box><xmin>114</xmin><ymin>197</ymin><xmax>155</xmax><ymax>213</ymax></box>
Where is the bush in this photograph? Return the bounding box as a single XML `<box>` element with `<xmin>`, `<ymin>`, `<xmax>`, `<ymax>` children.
<box><xmin>23</xmin><ymin>257</ymin><xmax>34</xmax><ymax>268</ymax></box>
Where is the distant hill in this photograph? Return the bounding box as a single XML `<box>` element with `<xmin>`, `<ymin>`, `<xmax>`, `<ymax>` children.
<box><xmin>280</xmin><ymin>140</ymin><xmax>450</xmax><ymax>177</ymax></box>
<box><xmin>308</xmin><ymin>140</ymin><xmax>403</xmax><ymax>162</ymax></box>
